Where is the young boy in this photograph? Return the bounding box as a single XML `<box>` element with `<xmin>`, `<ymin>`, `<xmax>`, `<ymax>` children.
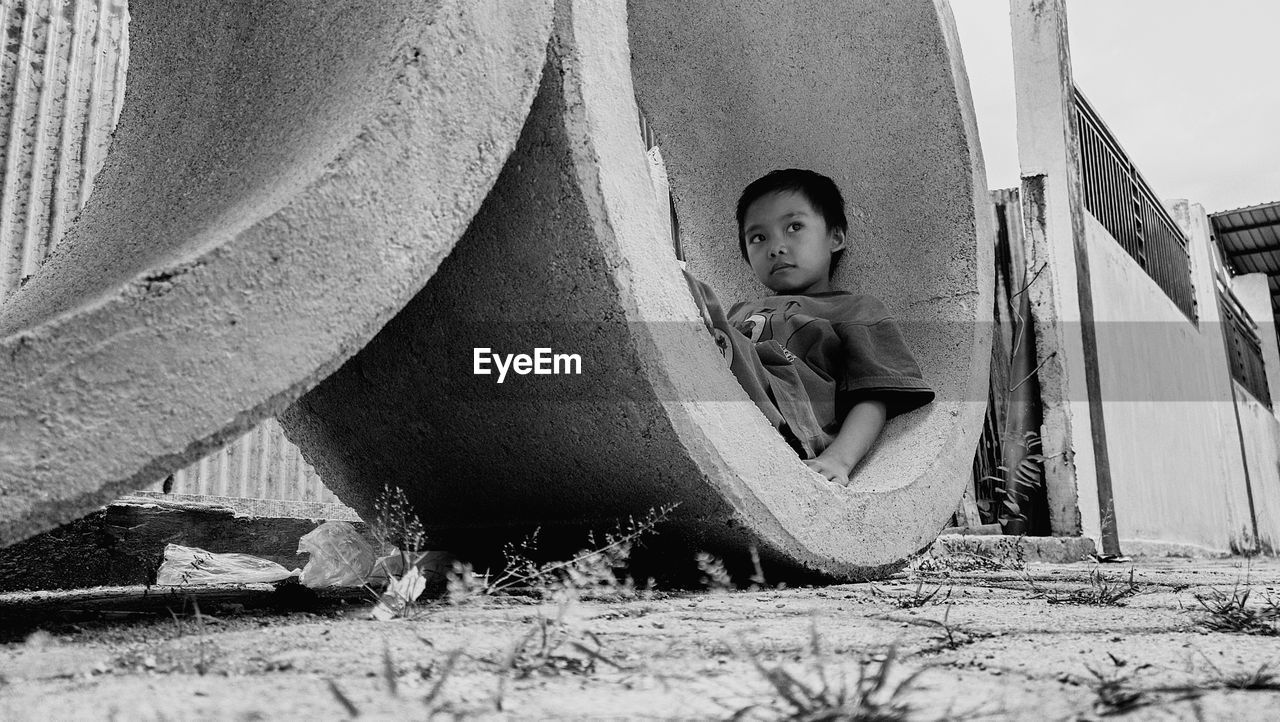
<box><xmin>689</xmin><ymin>169</ymin><xmax>933</xmax><ymax>486</ymax></box>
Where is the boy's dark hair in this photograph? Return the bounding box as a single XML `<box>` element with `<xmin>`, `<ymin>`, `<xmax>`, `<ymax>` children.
<box><xmin>736</xmin><ymin>169</ymin><xmax>848</xmax><ymax>277</ymax></box>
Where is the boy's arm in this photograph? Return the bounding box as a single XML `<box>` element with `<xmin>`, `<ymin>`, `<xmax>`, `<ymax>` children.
<box><xmin>803</xmin><ymin>399</ymin><xmax>888</xmax><ymax>486</ymax></box>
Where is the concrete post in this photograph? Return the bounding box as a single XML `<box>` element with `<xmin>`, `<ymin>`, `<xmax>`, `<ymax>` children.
<box><xmin>1009</xmin><ymin>0</ymin><xmax>1113</xmax><ymax>550</ymax></box>
<box><xmin>1170</xmin><ymin>204</ymin><xmax>1219</xmax><ymax>314</ymax></box>
<box><xmin>1169</xmin><ymin>200</ymin><xmax>1238</xmax><ymax>374</ymax></box>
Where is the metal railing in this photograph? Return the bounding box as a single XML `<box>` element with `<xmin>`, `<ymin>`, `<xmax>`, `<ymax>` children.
<box><xmin>1073</xmin><ymin>88</ymin><xmax>1197</xmax><ymax>321</ymax></box>
<box><xmin>1220</xmin><ymin>287</ymin><xmax>1272</xmax><ymax>408</ymax></box>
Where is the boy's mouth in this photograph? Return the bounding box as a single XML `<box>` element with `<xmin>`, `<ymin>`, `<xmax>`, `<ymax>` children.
<box><xmin>770</xmin><ymin>262</ymin><xmax>796</xmax><ymax>274</ymax></box>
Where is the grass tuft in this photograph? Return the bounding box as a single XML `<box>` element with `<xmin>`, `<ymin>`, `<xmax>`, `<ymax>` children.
<box><xmin>1035</xmin><ymin>568</ymin><xmax>1143</xmax><ymax>606</ymax></box>
<box><xmin>1214</xmin><ymin>662</ymin><xmax>1280</xmax><ymax>691</ymax></box>
<box><xmin>449</xmin><ymin>504</ymin><xmax>677</xmax><ymax>603</ymax></box>
<box><xmin>1193</xmin><ymin>585</ymin><xmax>1280</xmax><ymax>635</ymax></box>
<box><xmin>1084</xmin><ymin>654</ymin><xmax>1202</xmax><ymax>716</ymax></box>
<box><xmin>1087</xmin><ymin>662</ymin><xmax>1150</xmax><ymax>716</ymax></box>
<box><xmin>872</xmin><ymin>579</ymin><xmax>951</xmax><ymax>609</ymax></box>
<box><xmin>502</xmin><ymin>602</ymin><xmax>625</xmax><ymax>680</ymax></box>
<box><xmin>732</xmin><ymin>621</ymin><xmax>923</xmax><ymax>721</ymax></box>
<box><xmin>919</xmin><ymin>604</ymin><xmax>988</xmax><ymax>651</ymax></box>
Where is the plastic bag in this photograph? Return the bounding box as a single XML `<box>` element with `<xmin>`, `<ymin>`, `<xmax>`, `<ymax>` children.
<box><xmin>155</xmin><ymin>543</ymin><xmax>298</xmax><ymax>586</ymax></box>
<box><xmin>297</xmin><ymin>521</ymin><xmax>377</xmax><ymax>588</ymax></box>
<box><xmin>372</xmin><ymin>566</ymin><xmax>427</xmax><ymax>621</ymax></box>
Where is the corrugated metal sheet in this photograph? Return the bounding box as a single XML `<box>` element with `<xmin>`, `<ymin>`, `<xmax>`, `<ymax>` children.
<box><xmin>3</xmin><ymin>1</ymin><xmax>342</xmax><ymax>508</ymax></box>
<box><xmin>1211</xmin><ymin>201</ymin><xmax>1280</xmax><ymax>313</ymax></box>
<box><xmin>1211</xmin><ymin>200</ymin><xmax>1280</xmax><ymax>356</ymax></box>
<box><xmin>1</xmin><ymin>0</ymin><xmax>128</xmax><ymax>302</ymax></box>
<box><xmin>164</xmin><ymin>419</ymin><xmax>340</xmax><ymax>504</ymax></box>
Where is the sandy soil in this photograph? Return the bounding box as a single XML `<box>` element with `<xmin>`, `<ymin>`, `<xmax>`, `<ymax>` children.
<box><xmin>2</xmin><ymin>556</ymin><xmax>1279</xmax><ymax>720</ymax></box>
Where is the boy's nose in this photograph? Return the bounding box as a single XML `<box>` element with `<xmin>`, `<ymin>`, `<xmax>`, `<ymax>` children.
<box><xmin>769</xmin><ymin>243</ymin><xmax>787</xmax><ymax>258</ymax></box>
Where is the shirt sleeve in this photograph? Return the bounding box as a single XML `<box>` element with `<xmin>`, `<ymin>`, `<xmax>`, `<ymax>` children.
<box><xmin>835</xmin><ymin>298</ymin><xmax>935</xmax><ymax>417</ymax></box>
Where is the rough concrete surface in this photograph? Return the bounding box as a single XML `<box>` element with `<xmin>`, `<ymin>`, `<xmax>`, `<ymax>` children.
<box><xmin>2</xmin><ymin>557</ymin><xmax>1279</xmax><ymax>719</ymax></box>
<box><xmin>282</xmin><ymin>0</ymin><xmax>993</xmax><ymax>581</ymax></box>
<box><xmin>0</xmin><ymin>0</ymin><xmax>554</xmax><ymax>546</ymax></box>
<box><xmin>934</xmin><ymin>532</ymin><xmax>1098</xmax><ymax>564</ymax></box>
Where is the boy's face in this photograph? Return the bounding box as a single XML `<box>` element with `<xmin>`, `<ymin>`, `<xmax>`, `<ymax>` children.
<box><xmin>742</xmin><ymin>190</ymin><xmax>846</xmax><ymax>295</ymax></box>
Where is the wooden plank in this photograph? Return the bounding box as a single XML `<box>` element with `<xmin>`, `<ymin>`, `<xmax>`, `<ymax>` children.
<box><xmin>957</xmin><ymin>479</ymin><xmax>984</xmax><ymax>528</ymax></box>
<box><xmin>0</xmin><ymin>495</ymin><xmax>367</xmax><ymax>592</ymax></box>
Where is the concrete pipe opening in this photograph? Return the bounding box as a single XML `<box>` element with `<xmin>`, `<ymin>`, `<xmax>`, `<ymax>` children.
<box><xmin>282</xmin><ymin>0</ymin><xmax>993</xmax><ymax>581</ymax></box>
<box><xmin>0</xmin><ymin>0</ymin><xmax>555</xmax><ymax>547</ymax></box>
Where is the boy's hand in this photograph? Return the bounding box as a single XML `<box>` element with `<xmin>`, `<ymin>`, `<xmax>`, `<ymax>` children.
<box><xmin>804</xmin><ymin>456</ymin><xmax>851</xmax><ymax>487</ymax></box>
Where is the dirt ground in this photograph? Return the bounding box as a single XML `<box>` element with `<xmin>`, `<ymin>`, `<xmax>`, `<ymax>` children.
<box><xmin>2</xmin><ymin>553</ymin><xmax>1280</xmax><ymax>720</ymax></box>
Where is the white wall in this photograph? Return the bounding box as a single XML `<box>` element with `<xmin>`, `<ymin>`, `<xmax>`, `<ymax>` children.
<box><xmin>1230</xmin><ymin>272</ymin><xmax>1280</xmax><ymax>552</ymax></box>
<box><xmin>1085</xmin><ymin>212</ymin><xmax>1254</xmax><ymax>553</ymax></box>
<box><xmin>1009</xmin><ymin>0</ymin><xmax>1275</xmax><ymax>554</ymax></box>
<box><xmin>1234</xmin><ymin>383</ymin><xmax>1280</xmax><ymax>552</ymax></box>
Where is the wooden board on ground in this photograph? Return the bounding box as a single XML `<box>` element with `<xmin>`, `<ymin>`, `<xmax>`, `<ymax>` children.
<box><xmin>0</xmin><ymin>495</ymin><xmax>369</xmax><ymax>593</ymax></box>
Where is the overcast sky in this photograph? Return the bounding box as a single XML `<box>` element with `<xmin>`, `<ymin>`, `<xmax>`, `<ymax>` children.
<box><xmin>950</xmin><ymin>1</ymin><xmax>1278</xmax><ymax>213</ymax></box>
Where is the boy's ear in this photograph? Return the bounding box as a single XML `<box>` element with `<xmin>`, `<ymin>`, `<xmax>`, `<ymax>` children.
<box><xmin>829</xmin><ymin>227</ymin><xmax>847</xmax><ymax>252</ymax></box>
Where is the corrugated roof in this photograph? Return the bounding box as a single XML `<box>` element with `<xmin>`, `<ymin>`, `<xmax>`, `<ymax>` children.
<box><xmin>1210</xmin><ymin>200</ymin><xmax>1280</xmax><ymax>316</ymax></box>
<box><xmin>1213</xmin><ymin>199</ymin><xmax>1280</xmax><ymax>217</ymax></box>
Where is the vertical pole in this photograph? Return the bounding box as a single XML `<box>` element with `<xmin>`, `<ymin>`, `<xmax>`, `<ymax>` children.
<box><xmin>1010</xmin><ymin>0</ymin><xmax>1119</xmax><ymax>553</ymax></box>
<box><xmin>1218</xmin><ymin>295</ymin><xmax>1261</xmax><ymax>551</ymax></box>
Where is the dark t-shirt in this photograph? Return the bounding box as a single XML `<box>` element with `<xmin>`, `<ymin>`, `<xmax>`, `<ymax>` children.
<box><xmin>728</xmin><ymin>292</ymin><xmax>935</xmax><ymax>422</ymax></box>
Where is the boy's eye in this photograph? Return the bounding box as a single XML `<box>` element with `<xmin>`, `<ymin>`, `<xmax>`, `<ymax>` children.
<box><xmin>748</xmin><ymin>234</ymin><xmax>765</xmax><ymax>244</ymax></box>
<box><xmin>787</xmin><ymin>222</ymin><xmax>803</xmax><ymax>232</ymax></box>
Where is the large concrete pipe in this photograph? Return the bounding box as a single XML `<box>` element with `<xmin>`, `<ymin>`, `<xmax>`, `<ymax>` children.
<box><xmin>281</xmin><ymin>0</ymin><xmax>993</xmax><ymax>580</ymax></box>
<box><xmin>0</xmin><ymin>0</ymin><xmax>554</xmax><ymax>546</ymax></box>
